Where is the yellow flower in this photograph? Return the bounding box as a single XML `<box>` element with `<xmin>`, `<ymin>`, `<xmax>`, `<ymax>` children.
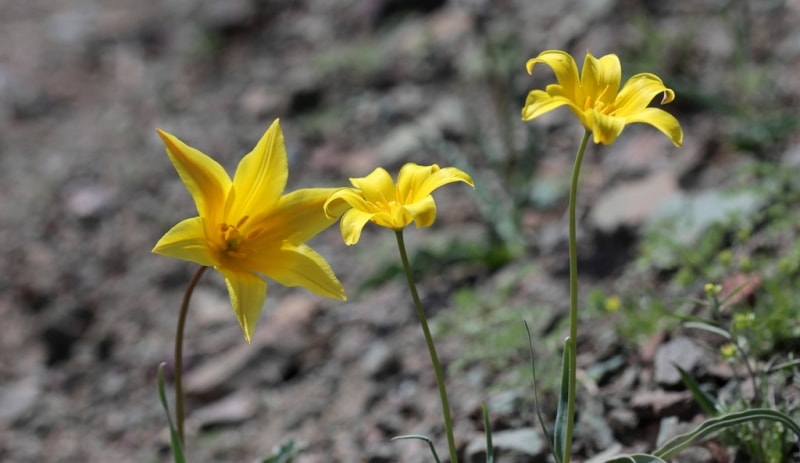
<box><xmin>324</xmin><ymin>163</ymin><xmax>474</xmax><ymax>245</ymax></box>
<box><xmin>720</xmin><ymin>343</ymin><xmax>737</xmax><ymax>360</ymax></box>
<box><xmin>522</xmin><ymin>50</ymin><xmax>683</xmax><ymax>146</ymax></box>
<box><xmin>153</xmin><ymin>119</ymin><xmax>346</xmax><ymax>342</ymax></box>
<box><xmin>604</xmin><ymin>296</ymin><xmax>621</xmax><ymax>313</ymax></box>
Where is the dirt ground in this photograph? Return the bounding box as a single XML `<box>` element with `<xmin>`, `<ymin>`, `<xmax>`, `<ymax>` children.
<box><xmin>2</xmin><ymin>1</ymin><xmax>800</xmax><ymax>462</ymax></box>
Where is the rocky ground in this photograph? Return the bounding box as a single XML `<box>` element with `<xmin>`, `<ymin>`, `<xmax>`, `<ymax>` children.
<box><xmin>2</xmin><ymin>0</ymin><xmax>800</xmax><ymax>462</ymax></box>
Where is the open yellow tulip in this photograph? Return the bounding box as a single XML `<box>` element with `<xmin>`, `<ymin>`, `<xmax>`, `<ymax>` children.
<box><xmin>153</xmin><ymin>119</ymin><xmax>346</xmax><ymax>342</ymax></box>
<box><xmin>522</xmin><ymin>50</ymin><xmax>683</xmax><ymax>146</ymax></box>
<box><xmin>324</xmin><ymin>163</ymin><xmax>474</xmax><ymax>245</ymax></box>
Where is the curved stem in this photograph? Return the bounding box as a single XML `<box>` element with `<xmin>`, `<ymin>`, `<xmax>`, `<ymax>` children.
<box><xmin>395</xmin><ymin>230</ymin><xmax>458</xmax><ymax>463</ymax></box>
<box><xmin>175</xmin><ymin>265</ymin><xmax>208</xmax><ymax>447</ymax></box>
<box><xmin>564</xmin><ymin>130</ymin><xmax>591</xmax><ymax>463</ymax></box>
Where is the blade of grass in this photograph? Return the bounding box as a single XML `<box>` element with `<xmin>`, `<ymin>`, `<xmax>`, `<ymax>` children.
<box><xmin>156</xmin><ymin>363</ymin><xmax>186</xmax><ymax>463</ymax></box>
<box><xmin>524</xmin><ymin>321</ymin><xmax>558</xmax><ymax>462</ymax></box>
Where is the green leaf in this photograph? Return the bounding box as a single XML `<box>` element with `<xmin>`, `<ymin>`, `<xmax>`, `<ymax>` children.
<box><xmin>683</xmin><ymin>321</ymin><xmax>731</xmax><ymax>340</ymax></box>
<box><xmin>654</xmin><ymin>408</ymin><xmax>800</xmax><ymax>460</ymax></box>
<box><xmin>156</xmin><ymin>363</ymin><xmax>186</xmax><ymax>463</ymax></box>
<box><xmin>392</xmin><ymin>435</ymin><xmax>441</xmax><ymax>463</ymax></box>
<box><xmin>603</xmin><ymin>455</ymin><xmax>666</xmax><ymax>463</ymax></box>
<box><xmin>525</xmin><ymin>321</ymin><xmax>558</xmax><ymax>462</ymax></box>
<box><xmin>262</xmin><ymin>441</ymin><xmax>301</xmax><ymax>463</ymax></box>
<box><xmin>482</xmin><ymin>402</ymin><xmax>494</xmax><ymax>463</ymax></box>
<box><xmin>676</xmin><ymin>366</ymin><xmax>721</xmax><ymax>416</ymax></box>
<box><xmin>553</xmin><ymin>338</ymin><xmax>573</xmax><ymax>463</ymax></box>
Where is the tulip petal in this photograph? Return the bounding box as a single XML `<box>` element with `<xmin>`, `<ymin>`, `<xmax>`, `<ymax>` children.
<box><xmin>396</xmin><ymin>163</ymin><xmax>434</xmax><ymax>203</ymax></box>
<box><xmin>254</xmin><ymin>188</ymin><xmax>340</xmax><ymax>244</ymax></box>
<box><xmin>581</xmin><ymin>53</ymin><xmax>621</xmax><ymax>105</ymax></box>
<box><xmin>614</xmin><ymin>73</ymin><xmax>675</xmax><ymax>116</ymax></box>
<box><xmin>526</xmin><ymin>50</ymin><xmax>581</xmax><ymax>102</ymax></box>
<box><xmin>339</xmin><ymin>208</ymin><xmax>375</xmax><ymax>245</ymax></box>
<box><xmin>220</xmin><ymin>268</ymin><xmax>267</xmax><ymax>343</ymax></box>
<box><xmin>350</xmin><ymin>168</ymin><xmax>396</xmax><ymax>204</ymax></box>
<box><xmin>625</xmin><ymin>107</ymin><xmax>684</xmax><ymax>146</ymax></box>
<box><xmin>229</xmin><ymin>119</ymin><xmax>288</xmax><ymax>220</ymax></box>
<box><xmin>259</xmin><ymin>242</ymin><xmax>346</xmax><ymax>300</ymax></box>
<box><xmin>415</xmin><ymin>167</ymin><xmax>474</xmax><ymax>200</ymax></box>
<box><xmin>156</xmin><ymin>130</ymin><xmax>231</xmax><ymax>222</ymax></box>
<box><xmin>152</xmin><ymin>217</ymin><xmax>217</xmax><ymax>266</ymax></box>
<box><xmin>404</xmin><ymin>195</ymin><xmax>437</xmax><ymax>228</ymax></box>
<box><xmin>590</xmin><ymin>110</ymin><xmax>626</xmax><ymax>145</ymax></box>
<box><xmin>522</xmin><ymin>90</ymin><xmax>574</xmax><ymax>121</ymax></box>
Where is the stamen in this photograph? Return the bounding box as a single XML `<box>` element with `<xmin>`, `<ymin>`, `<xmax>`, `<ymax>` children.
<box><xmin>236</xmin><ymin>215</ymin><xmax>249</xmax><ymax>228</ymax></box>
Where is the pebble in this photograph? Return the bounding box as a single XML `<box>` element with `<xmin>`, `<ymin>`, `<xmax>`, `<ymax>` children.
<box><xmin>653</xmin><ymin>336</ymin><xmax>705</xmax><ymax>386</ymax></box>
<box><xmin>464</xmin><ymin>428</ymin><xmax>547</xmax><ymax>463</ymax></box>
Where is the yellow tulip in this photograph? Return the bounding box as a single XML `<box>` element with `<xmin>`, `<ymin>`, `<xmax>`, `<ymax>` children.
<box><xmin>522</xmin><ymin>50</ymin><xmax>683</xmax><ymax>146</ymax></box>
<box><xmin>153</xmin><ymin>119</ymin><xmax>346</xmax><ymax>342</ymax></box>
<box><xmin>325</xmin><ymin>163</ymin><xmax>474</xmax><ymax>245</ymax></box>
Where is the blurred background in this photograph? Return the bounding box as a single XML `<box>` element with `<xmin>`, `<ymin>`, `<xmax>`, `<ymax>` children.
<box><xmin>2</xmin><ymin>0</ymin><xmax>800</xmax><ymax>461</ymax></box>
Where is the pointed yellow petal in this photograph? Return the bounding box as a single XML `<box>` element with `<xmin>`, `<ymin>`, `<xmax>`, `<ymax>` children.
<box><xmin>526</xmin><ymin>50</ymin><xmax>581</xmax><ymax>103</ymax></box>
<box><xmin>580</xmin><ymin>53</ymin><xmax>621</xmax><ymax>105</ymax></box>
<box><xmin>338</xmin><ymin>208</ymin><xmax>376</xmax><ymax>245</ymax></box>
<box><xmin>219</xmin><ymin>269</ymin><xmax>267</xmax><ymax>343</ymax></box>
<box><xmin>350</xmin><ymin>168</ymin><xmax>396</xmax><ymax>203</ymax></box>
<box><xmin>257</xmin><ymin>242</ymin><xmax>346</xmax><ymax>300</ymax></box>
<box><xmin>325</xmin><ymin>187</ymin><xmax>368</xmax><ymax>217</ymax></box>
<box><xmin>590</xmin><ymin>110</ymin><xmax>626</xmax><ymax>145</ymax></box>
<box><xmin>614</xmin><ymin>73</ymin><xmax>675</xmax><ymax>116</ymax></box>
<box><xmin>157</xmin><ymin>129</ymin><xmax>231</xmax><ymax>222</ymax></box>
<box><xmin>521</xmin><ymin>90</ymin><xmax>574</xmax><ymax>121</ymax></box>
<box><xmin>404</xmin><ymin>195</ymin><xmax>437</xmax><ymax>228</ymax></box>
<box><xmin>396</xmin><ymin>163</ymin><xmax>436</xmax><ymax>202</ymax></box>
<box><xmin>228</xmin><ymin>119</ymin><xmax>289</xmax><ymax>219</ymax></box>
<box><xmin>254</xmin><ymin>188</ymin><xmax>340</xmax><ymax>245</ymax></box>
<box><xmin>415</xmin><ymin>166</ymin><xmax>474</xmax><ymax>200</ymax></box>
<box><xmin>152</xmin><ymin>217</ymin><xmax>217</xmax><ymax>266</ymax></box>
<box><xmin>625</xmin><ymin>107</ymin><xmax>684</xmax><ymax>146</ymax></box>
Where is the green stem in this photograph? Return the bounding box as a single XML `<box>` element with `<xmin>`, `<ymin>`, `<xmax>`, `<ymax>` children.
<box><xmin>395</xmin><ymin>230</ymin><xmax>458</xmax><ymax>463</ymax></box>
<box><xmin>564</xmin><ymin>130</ymin><xmax>591</xmax><ymax>463</ymax></box>
<box><xmin>175</xmin><ymin>265</ymin><xmax>207</xmax><ymax>447</ymax></box>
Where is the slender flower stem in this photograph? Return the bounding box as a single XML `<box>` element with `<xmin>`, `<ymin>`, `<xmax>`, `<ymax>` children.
<box><xmin>564</xmin><ymin>130</ymin><xmax>592</xmax><ymax>463</ymax></box>
<box><xmin>175</xmin><ymin>265</ymin><xmax>208</xmax><ymax>447</ymax></box>
<box><xmin>395</xmin><ymin>230</ymin><xmax>458</xmax><ymax>463</ymax></box>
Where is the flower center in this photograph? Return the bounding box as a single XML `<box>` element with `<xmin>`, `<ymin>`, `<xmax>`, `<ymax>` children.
<box><xmin>584</xmin><ymin>85</ymin><xmax>613</xmax><ymax>114</ymax></box>
<box><xmin>217</xmin><ymin>216</ymin><xmax>262</xmax><ymax>258</ymax></box>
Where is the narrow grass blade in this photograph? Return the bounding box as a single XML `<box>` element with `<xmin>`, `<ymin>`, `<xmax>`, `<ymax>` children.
<box><xmin>683</xmin><ymin>321</ymin><xmax>731</xmax><ymax>340</ymax></box>
<box><xmin>553</xmin><ymin>337</ymin><xmax>572</xmax><ymax>463</ymax></box>
<box><xmin>482</xmin><ymin>402</ymin><xmax>494</xmax><ymax>463</ymax></box>
<box><xmin>524</xmin><ymin>321</ymin><xmax>557</xmax><ymax>462</ymax></box>
<box><xmin>603</xmin><ymin>455</ymin><xmax>666</xmax><ymax>463</ymax></box>
<box><xmin>392</xmin><ymin>435</ymin><xmax>441</xmax><ymax>463</ymax></box>
<box><xmin>262</xmin><ymin>441</ymin><xmax>300</xmax><ymax>463</ymax></box>
<box><xmin>654</xmin><ymin>408</ymin><xmax>800</xmax><ymax>460</ymax></box>
<box><xmin>156</xmin><ymin>363</ymin><xmax>186</xmax><ymax>463</ymax></box>
<box><xmin>676</xmin><ymin>366</ymin><xmax>720</xmax><ymax>416</ymax></box>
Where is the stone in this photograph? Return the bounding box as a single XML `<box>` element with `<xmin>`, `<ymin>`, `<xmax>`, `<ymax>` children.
<box><xmin>589</xmin><ymin>171</ymin><xmax>680</xmax><ymax>233</ymax></box>
<box><xmin>465</xmin><ymin>428</ymin><xmax>547</xmax><ymax>463</ymax></box>
<box><xmin>654</xmin><ymin>336</ymin><xmax>705</xmax><ymax>386</ymax></box>
<box><xmin>631</xmin><ymin>390</ymin><xmax>693</xmax><ymax>418</ymax></box>
<box><xmin>187</xmin><ymin>389</ymin><xmax>260</xmax><ymax>431</ymax></box>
